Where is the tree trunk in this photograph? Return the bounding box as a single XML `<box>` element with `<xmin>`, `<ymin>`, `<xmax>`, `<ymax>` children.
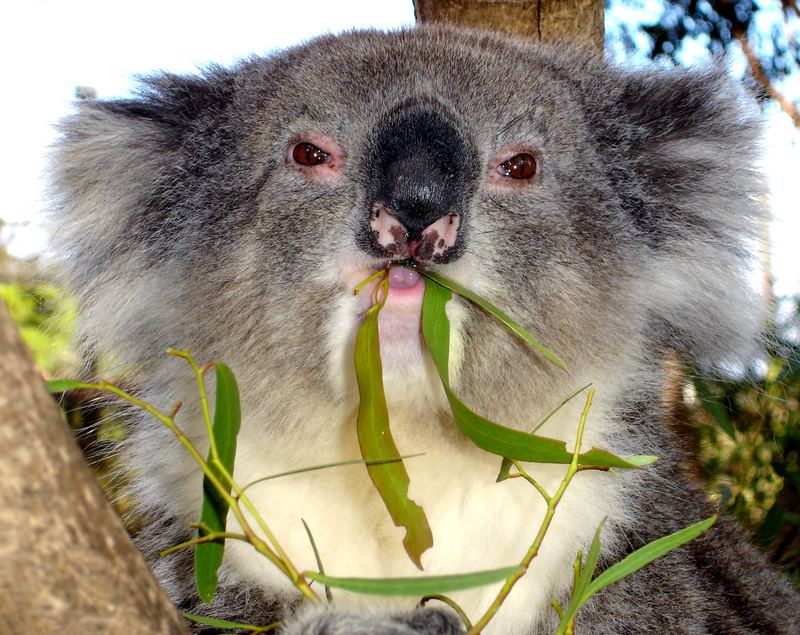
<box><xmin>0</xmin><ymin>302</ymin><xmax>188</xmax><ymax>635</ymax></box>
<box><xmin>414</xmin><ymin>0</ymin><xmax>604</xmax><ymax>50</ymax></box>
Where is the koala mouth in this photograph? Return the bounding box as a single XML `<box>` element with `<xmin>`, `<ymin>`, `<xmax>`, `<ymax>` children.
<box><xmin>386</xmin><ymin>265</ymin><xmax>423</xmax><ymax>289</ymax></box>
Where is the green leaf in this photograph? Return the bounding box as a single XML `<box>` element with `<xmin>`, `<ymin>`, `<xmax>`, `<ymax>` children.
<box><xmin>692</xmin><ymin>377</ymin><xmax>736</xmax><ymax>441</ymax></box>
<box><xmin>195</xmin><ymin>363</ymin><xmax>242</xmax><ymax>603</ymax></box>
<box><xmin>572</xmin><ymin>519</ymin><xmax>605</xmax><ymax>608</ymax></box>
<box><xmin>181</xmin><ymin>611</ymin><xmax>264</xmax><ymax>630</ymax></box>
<box><xmin>355</xmin><ymin>301</ymin><xmax>433</xmax><ymax>569</ymax></box>
<box><xmin>556</xmin><ymin>516</ymin><xmax>717</xmax><ymax>634</ymax></box>
<box><xmin>620</xmin><ymin>455</ymin><xmax>659</xmax><ymax>467</ymax></box>
<box><xmin>241</xmin><ymin>454</ymin><xmax>424</xmax><ymax>492</ymax></box>
<box><xmin>302</xmin><ymin>519</ymin><xmax>332</xmax><ymax>602</ymax></box>
<box><xmin>585</xmin><ymin>516</ymin><xmax>716</xmax><ymax>595</ymax></box>
<box><xmin>46</xmin><ymin>379</ymin><xmax>92</xmax><ymax>392</ymax></box>
<box><xmin>421</xmin><ymin>278</ymin><xmax>641</xmax><ymax>470</ymax></box>
<box><xmin>420</xmin><ymin>270</ymin><xmax>566</xmax><ymax>371</ymax></box>
<box><xmin>305</xmin><ymin>565</ymin><xmax>522</xmax><ymax>596</ymax></box>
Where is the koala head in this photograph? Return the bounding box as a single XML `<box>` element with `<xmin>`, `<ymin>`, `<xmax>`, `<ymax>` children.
<box><xmin>49</xmin><ymin>27</ymin><xmax>765</xmax><ymax>431</ymax></box>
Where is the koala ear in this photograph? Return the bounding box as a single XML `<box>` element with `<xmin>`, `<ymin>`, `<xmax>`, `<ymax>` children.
<box><xmin>618</xmin><ymin>67</ymin><xmax>767</xmax><ymax>369</ymax></box>
<box><xmin>48</xmin><ymin>71</ymin><xmax>234</xmax><ymax>284</ymax></box>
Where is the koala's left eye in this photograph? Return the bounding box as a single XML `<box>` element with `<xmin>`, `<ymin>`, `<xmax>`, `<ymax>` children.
<box><xmin>292</xmin><ymin>142</ymin><xmax>330</xmax><ymax>166</ymax></box>
<box><xmin>497</xmin><ymin>153</ymin><xmax>536</xmax><ymax>180</ymax></box>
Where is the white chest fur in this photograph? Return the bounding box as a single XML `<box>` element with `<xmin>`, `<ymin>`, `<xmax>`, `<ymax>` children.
<box><xmin>220</xmin><ymin>396</ymin><xmax>628</xmax><ymax>635</ymax></box>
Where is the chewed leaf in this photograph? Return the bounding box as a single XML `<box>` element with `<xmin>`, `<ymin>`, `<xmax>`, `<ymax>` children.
<box><xmin>195</xmin><ymin>363</ymin><xmax>241</xmax><ymax>603</ymax></box>
<box><xmin>421</xmin><ymin>277</ymin><xmax>641</xmax><ymax>469</ymax></box>
<box><xmin>355</xmin><ymin>298</ymin><xmax>433</xmax><ymax>569</ymax></box>
<box><xmin>305</xmin><ymin>565</ymin><xmax>522</xmax><ymax>596</ymax></box>
<box><xmin>420</xmin><ymin>270</ymin><xmax>566</xmax><ymax>371</ymax></box>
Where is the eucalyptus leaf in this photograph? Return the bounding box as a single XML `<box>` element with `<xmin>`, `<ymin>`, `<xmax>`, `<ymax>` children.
<box><xmin>302</xmin><ymin>519</ymin><xmax>332</xmax><ymax>602</ymax></box>
<box><xmin>305</xmin><ymin>565</ymin><xmax>522</xmax><ymax>596</ymax></box>
<box><xmin>195</xmin><ymin>363</ymin><xmax>241</xmax><ymax>603</ymax></box>
<box><xmin>46</xmin><ymin>379</ymin><xmax>92</xmax><ymax>392</ymax></box>
<box><xmin>241</xmin><ymin>454</ymin><xmax>424</xmax><ymax>492</ymax></box>
<box><xmin>420</xmin><ymin>278</ymin><xmax>642</xmax><ymax>470</ymax></box>
<box><xmin>555</xmin><ymin>516</ymin><xmax>717</xmax><ymax>634</ymax></box>
<box><xmin>420</xmin><ymin>270</ymin><xmax>566</xmax><ymax>370</ymax></box>
<box><xmin>498</xmin><ymin>384</ymin><xmax>593</xmax><ymax>481</ymax></box>
<box><xmin>181</xmin><ymin>612</ymin><xmax>262</xmax><ymax>630</ymax></box>
<box><xmin>355</xmin><ymin>299</ymin><xmax>433</xmax><ymax>569</ymax></box>
<box><xmin>620</xmin><ymin>455</ymin><xmax>659</xmax><ymax>467</ymax></box>
<box><xmin>572</xmin><ymin>519</ymin><xmax>605</xmax><ymax>608</ymax></box>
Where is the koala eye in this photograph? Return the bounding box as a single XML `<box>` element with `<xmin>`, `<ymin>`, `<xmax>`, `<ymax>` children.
<box><xmin>292</xmin><ymin>142</ymin><xmax>330</xmax><ymax>166</ymax></box>
<box><xmin>497</xmin><ymin>153</ymin><xmax>536</xmax><ymax>180</ymax></box>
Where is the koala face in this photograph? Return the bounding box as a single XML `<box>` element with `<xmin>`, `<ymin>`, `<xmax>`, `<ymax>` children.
<box><xmin>50</xmin><ymin>28</ymin><xmax>764</xmax><ymax>429</ymax></box>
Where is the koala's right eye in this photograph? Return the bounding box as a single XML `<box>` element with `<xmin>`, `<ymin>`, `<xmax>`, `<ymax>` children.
<box><xmin>292</xmin><ymin>142</ymin><xmax>329</xmax><ymax>166</ymax></box>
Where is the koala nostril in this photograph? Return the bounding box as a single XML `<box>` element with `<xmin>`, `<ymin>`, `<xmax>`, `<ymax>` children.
<box><xmin>370</xmin><ymin>202</ymin><xmax>409</xmax><ymax>256</ymax></box>
<box><xmin>415</xmin><ymin>213</ymin><xmax>460</xmax><ymax>261</ymax></box>
<box><xmin>369</xmin><ymin>202</ymin><xmax>460</xmax><ymax>262</ymax></box>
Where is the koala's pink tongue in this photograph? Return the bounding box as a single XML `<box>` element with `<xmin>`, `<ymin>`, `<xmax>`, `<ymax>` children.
<box><xmin>388</xmin><ymin>267</ymin><xmax>422</xmax><ymax>289</ymax></box>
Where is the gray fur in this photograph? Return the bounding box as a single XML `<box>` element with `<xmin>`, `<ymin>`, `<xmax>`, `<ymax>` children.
<box><xmin>48</xmin><ymin>26</ymin><xmax>798</xmax><ymax>633</ymax></box>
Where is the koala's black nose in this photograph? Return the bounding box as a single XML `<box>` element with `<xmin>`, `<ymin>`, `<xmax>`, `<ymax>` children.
<box><xmin>361</xmin><ymin>106</ymin><xmax>477</xmax><ymax>262</ymax></box>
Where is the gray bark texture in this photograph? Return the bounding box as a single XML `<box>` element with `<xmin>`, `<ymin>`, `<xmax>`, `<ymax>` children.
<box><xmin>413</xmin><ymin>0</ymin><xmax>604</xmax><ymax>49</ymax></box>
<box><xmin>0</xmin><ymin>301</ymin><xmax>188</xmax><ymax>635</ymax></box>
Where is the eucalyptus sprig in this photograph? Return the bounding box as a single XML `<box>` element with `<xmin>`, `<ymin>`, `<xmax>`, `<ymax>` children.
<box><xmin>48</xmin><ymin>352</ymin><xmax>317</xmax><ymax>607</ymax></box>
<box><xmin>47</xmin><ymin>266</ymin><xmax>715</xmax><ymax>634</ymax></box>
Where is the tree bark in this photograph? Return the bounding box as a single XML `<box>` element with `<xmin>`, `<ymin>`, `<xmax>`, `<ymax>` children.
<box><xmin>0</xmin><ymin>302</ymin><xmax>188</xmax><ymax>635</ymax></box>
<box><xmin>414</xmin><ymin>0</ymin><xmax>604</xmax><ymax>50</ymax></box>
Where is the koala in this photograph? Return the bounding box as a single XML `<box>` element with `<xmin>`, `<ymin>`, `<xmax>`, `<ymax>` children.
<box><xmin>49</xmin><ymin>25</ymin><xmax>800</xmax><ymax>634</ymax></box>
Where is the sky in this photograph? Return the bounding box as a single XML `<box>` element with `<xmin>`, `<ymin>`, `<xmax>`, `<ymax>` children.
<box><xmin>1</xmin><ymin>0</ymin><xmax>797</xmax><ymax>296</ymax></box>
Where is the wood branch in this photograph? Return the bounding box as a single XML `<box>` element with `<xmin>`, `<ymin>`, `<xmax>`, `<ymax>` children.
<box><xmin>0</xmin><ymin>302</ymin><xmax>188</xmax><ymax>634</ymax></box>
<box><xmin>737</xmin><ymin>33</ymin><xmax>800</xmax><ymax>128</ymax></box>
<box><xmin>414</xmin><ymin>0</ymin><xmax>604</xmax><ymax>50</ymax></box>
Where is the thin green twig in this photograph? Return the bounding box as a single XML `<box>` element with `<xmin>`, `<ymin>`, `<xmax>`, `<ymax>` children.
<box><xmin>420</xmin><ymin>594</ymin><xmax>474</xmax><ymax>630</ymax></box>
<box><xmin>160</xmin><ymin>531</ymin><xmax>248</xmax><ymax>557</ymax></box>
<box><xmin>468</xmin><ymin>389</ymin><xmax>596</xmax><ymax>634</ymax></box>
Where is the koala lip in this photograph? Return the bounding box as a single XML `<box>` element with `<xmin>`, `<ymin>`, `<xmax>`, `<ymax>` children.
<box><xmin>387</xmin><ymin>266</ymin><xmax>422</xmax><ymax>290</ymax></box>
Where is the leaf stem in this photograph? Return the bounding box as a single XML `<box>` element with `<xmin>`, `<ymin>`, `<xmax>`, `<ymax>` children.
<box><xmin>215</xmin><ymin>459</ymin><xmax>318</xmax><ymax>603</ymax></box>
<box><xmin>168</xmin><ymin>348</ymin><xmax>219</xmax><ymax>460</ymax></box>
<box><xmin>510</xmin><ymin>460</ymin><xmax>551</xmax><ymax>501</ymax></box>
<box><xmin>420</xmin><ymin>594</ymin><xmax>474</xmax><ymax>630</ymax></box>
<box><xmin>468</xmin><ymin>389</ymin><xmax>595</xmax><ymax>634</ymax></box>
<box><xmin>160</xmin><ymin>531</ymin><xmax>248</xmax><ymax>557</ymax></box>
<box><xmin>353</xmin><ymin>268</ymin><xmax>388</xmax><ymax>296</ymax></box>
